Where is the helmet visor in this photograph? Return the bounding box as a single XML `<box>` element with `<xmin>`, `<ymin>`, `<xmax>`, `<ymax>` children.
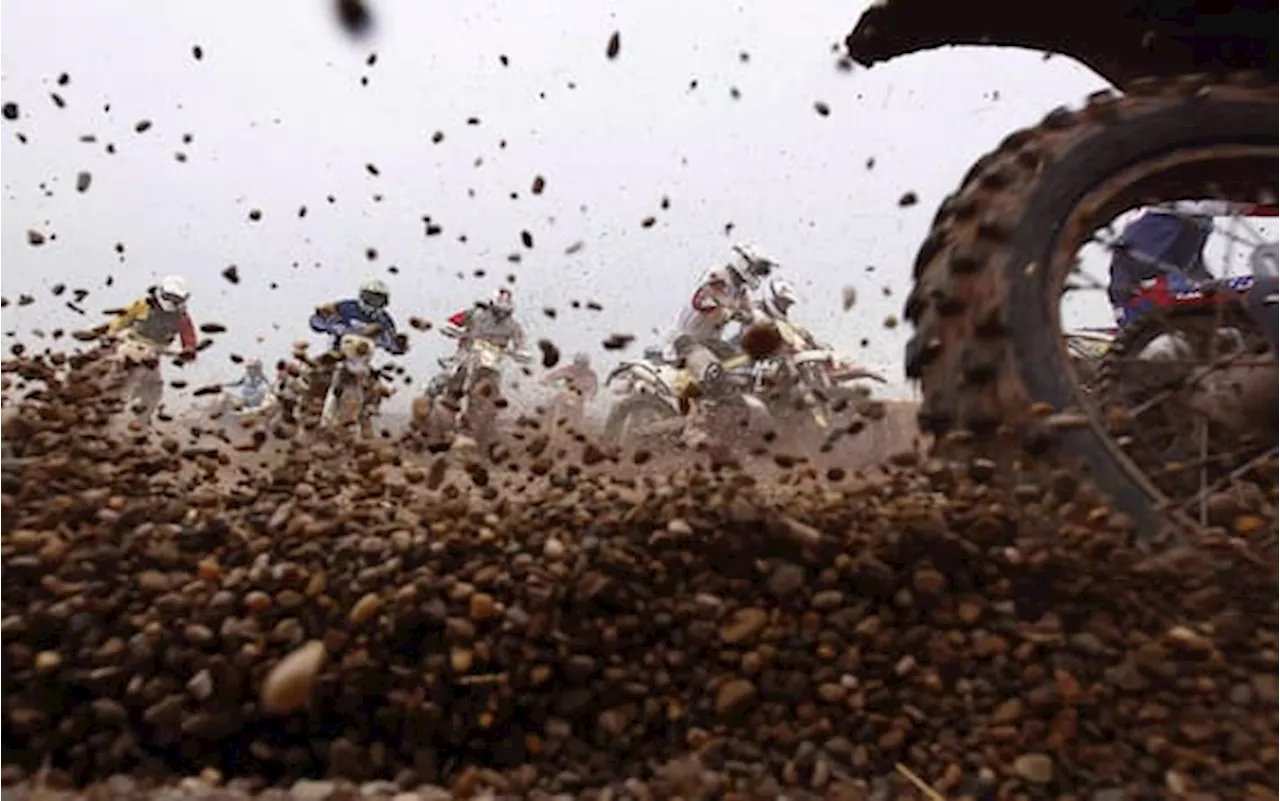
<box><xmin>360</xmin><ymin>289</ymin><xmax>389</xmax><ymax>309</ymax></box>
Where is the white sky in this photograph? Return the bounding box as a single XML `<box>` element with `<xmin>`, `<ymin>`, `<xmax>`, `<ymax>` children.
<box><xmin>1</xmin><ymin>0</ymin><xmax>1120</xmax><ymax>412</ymax></box>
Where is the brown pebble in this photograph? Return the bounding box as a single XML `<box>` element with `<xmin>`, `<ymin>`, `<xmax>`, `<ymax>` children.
<box><xmin>260</xmin><ymin>640</ymin><xmax>327</xmax><ymax>714</ymax></box>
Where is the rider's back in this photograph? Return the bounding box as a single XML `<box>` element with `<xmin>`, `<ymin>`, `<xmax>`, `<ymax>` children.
<box><xmin>1108</xmin><ymin>210</ymin><xmax>1214</xmax><ymax>305</ymax></box>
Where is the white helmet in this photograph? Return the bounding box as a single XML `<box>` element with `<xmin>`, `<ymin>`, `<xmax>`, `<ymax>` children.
<box><xmin>156</xmin><ymin>275</ymin><xmax>190</xmax><ymax>312</ymax></box>
<box><xmin>762</xmin><ymin>277</ymin><xmax>799</xmax><ymax>319</ymax></box>
<box><xmin>491</xmin><ymin>287</ymin><xmax>514</xmax><ymax>318</ymax></box>
<box><xmin>727</xmin><ymin>243</ymin><xmax>777</xmax><ymax>290</ymax></box>
<box><xmin>358</xmin><ymin>278</ymin><xmax>390</xmax><ymax>314</ymax></box>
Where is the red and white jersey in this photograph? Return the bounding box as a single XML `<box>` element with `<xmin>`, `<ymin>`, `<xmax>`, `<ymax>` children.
<box><xmin>672</xmin><ymin>268</ymin><xmax>748</xmax><ymax>341</ymax></box>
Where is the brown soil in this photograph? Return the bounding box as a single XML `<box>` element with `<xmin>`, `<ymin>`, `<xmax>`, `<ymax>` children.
<box><xmin>2</xmin><ymin>354</ymin><xmax>1275</xmax><ymax>801</ymax></box>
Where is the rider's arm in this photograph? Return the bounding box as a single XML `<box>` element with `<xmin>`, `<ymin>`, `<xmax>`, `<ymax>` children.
<box><xmin>541</xmin><ymin>364</ymin><xmax>570</xmax><ymax>385</ymax></box>
<box><xmin>309</xmin><ymin>305</ymin><xmax>343</xmax><ymax>336</ymax></box>
<box><xmin>178</xmin><ymin>311</ymin><xmax>198</xmax><ymax>355</ymax></box>
<box><xmin>312</xmin><ymin>299</ymin><xmax>368</xmax><ymax>338</ymax></box>
<box><xmin>107</xmin><ymin>299</ymin><xmax>148</xmax><ymax>335</ymax></box>
<box><xmin>446</xmin><ymin>309</ymin><xmax>471</xmax><ymax>328</ymax></box>
<box><xmin>690</xmin><ymin>283</ymin><xmax>732</xmax><ymax>314</ymax></box>
<box><xmin>374</xmin><ymin>312</ymin><xmax>407</xmax><ymax>354</ymax></box>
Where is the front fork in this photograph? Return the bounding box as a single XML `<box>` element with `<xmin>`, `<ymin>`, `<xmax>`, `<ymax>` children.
<box><xmin>123</xmin><ymin>364</ymin><xmax>164</xmax><ymax>419</ymax></box>
<box><xmin>322</xmin><ymin>369</ymin><xmax>366</xmax><ymax>428</ymax></box>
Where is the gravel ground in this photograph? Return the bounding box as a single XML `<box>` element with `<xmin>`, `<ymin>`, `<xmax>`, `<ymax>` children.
<box><xmin>2</xmin><ymin>349</ymin><xmax>1276</xmax><ymax>801</ymax></box>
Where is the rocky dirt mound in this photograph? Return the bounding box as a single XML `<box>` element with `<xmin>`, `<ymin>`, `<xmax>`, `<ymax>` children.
<box><xmin>1</xmin><ymin>352</ymin><xmax>1277</xmax><ymax>800</ymax></box>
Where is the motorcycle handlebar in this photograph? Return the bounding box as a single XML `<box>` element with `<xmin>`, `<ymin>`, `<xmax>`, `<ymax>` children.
<box><xmin>838</xmin><ymin>367</ymin><xmax>887</xmax><ymax>384</ymax></box>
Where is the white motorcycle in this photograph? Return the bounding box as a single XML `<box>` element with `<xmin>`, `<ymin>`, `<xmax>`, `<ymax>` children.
<box><xmin>211</xmin><ymin>384</ymin><xmax>281</xmax><ymax>428</ymax></box>
<box><xmin>414</xmin><ymin>328</ymin><xmax>531</xmax><ymax>451</ymax></box>
<box><xmin>320</xmin><ymin>332</ymin><xmax>385</xmax><ymax>437</ymax></box>
<box><xmin>603</xmin><ymin>345</ymin><xmax>767</xmax><ymax>447</ymax></box>
<box><xmin>740</xmin><ymin>316</ymin><xmax>887</xmax><ymax>430</ymax></box>
<box><xmin>105</xmin><ymin>331</ymin><xmax>184</xmax><ymax>423</ymax></box>
<box><xmin>602</xmin><ymin>348</ymin><xmax>691</xmax><ymax>445</ymax></box>
<box><xmin>542</xmin><ymin>375</ymin><xmax>595</xmax><ymax>437</ymax></box>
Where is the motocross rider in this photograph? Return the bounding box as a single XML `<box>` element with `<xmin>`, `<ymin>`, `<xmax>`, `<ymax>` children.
<box><xmin>105</xmin><ymin>276</ymin><xmax>198</xmax><ymax>415</ymax></box>
<box><xmin>428</xmin><ymin>287</ymin><xmax>528</xmax><ymax>397</ymax></box>
<box><xmin>666</xmin><ymin>244</ymin><xmax>777</xmax><ymax>447</ymax></box>
<box><xmin>445</xmin><ymin>287</ymin><xmax>527</xmax><ymax>351</ymax></box>
<box><xmin>672</xmin><ymin>243</ymin><xmax>779</xmax><ymax>388</ymax></box>
<box><xmin>224</xmin><ymin>358</ymin><xmax>272</xmax><ymax>410</ymax></box>
<box><xmin>540</xmin><ymin>351</ymin><xmax>599</xmax><ymax>404</ymax></box>
<box><xmin>106</xmin><ymin>275</ymin><xmax>198</xmax><ymax>357</ymax></box>
<box><xmin>1109</xmin><ymin>201</ymin><xmax>1279</xmax><ymax>349</ymax></box>
<box><xmin>726</xmin><ymin>277</ymin><xmax>810</xmax><ymax>349</ymax></box>
<box><xmin>302</xmin><ymin>278</ymin><xmax>408</xmax><ymax>420</ymax></box>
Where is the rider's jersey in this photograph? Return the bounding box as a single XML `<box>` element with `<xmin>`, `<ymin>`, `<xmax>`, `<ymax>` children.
<box><xmin>1105</xmin><ymin>199</ymin><xmax>1280</xmax><ymax>308</ymax></box>
<box><xmin>672</xmin><ymin>269</ymin><xmax>748</xmax><ymax>342</ymax></box>
<box><xmin>309</xmin><ymin>299</ymin><xmax>405</xmax><ymax>354</ymax></box>
<box><xmin>541</xmin><ymin>363</ymin><xmax>599</xmax><ymax>401</ymax></box>
<box><xmin>1107</xmin><ymin>210</ymin><xmax>1216</xmax><ymax>307</ymax></box>
<box><xmin>228</xmin><ymin>374</ymin><xmax>271</xmax><ymax>407</ymax></box>
<box><xmin>107</xmin><ymin>292</ymin><xmax>197</xmax><ymax>353</ymax></box>
<box><xmin>446</xmin><ymin>306</ymin><xmax>526</xmax><ymax>351</ymax></box>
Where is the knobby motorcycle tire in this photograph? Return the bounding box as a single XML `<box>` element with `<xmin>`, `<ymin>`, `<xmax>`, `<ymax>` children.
<box><xmin>604</xmin><ymin>394</ymin><xmax>679</xmax><ymax>444</ymax></box>
<box><xmin>903</xmin><ymin>75</ymin><xmax>1277</xmax><ymax>540</ymax></box>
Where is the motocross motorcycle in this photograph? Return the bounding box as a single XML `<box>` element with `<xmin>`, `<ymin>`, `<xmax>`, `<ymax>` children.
<box><xmin>1063</xmin><ymin>327</ymin><xmax>1118</xmax><ymax>387</ymax></box>
<box><xmin>104</xmin><ymin>332</ymin><xmax>183</xmax><ymax>424</ymax></box>
<box><xmin>413</xmin><ymin>329</ymin><xmax>531</xmax><ymax>453</ymax></box>
<box><xmin>846</xmin><ymin>0</ymin><xmax>1278</xmax><ymax>538</ymax></box>
<box><xmin>319</xmin><ymin>332</ymin><xmax>387</xmax><ymax>438</ymax></box>
<box><xmin>603</xmin><ymin>344</ymin><xmax>767</xmax><ymax>448</ymax></box>
<box><xmin>743</xmin><ymin>315</ymin><xmax>888</xmax><ymax>430</ymax></box>
<box><xmin>543</xmin><ymin>375</ymin><xmax>594</xmax><ymax>437</ymax></box>
<box><xmin>210</xmin><ymin>384</ymin><xmax>281</xmax><ymax>429</ymax></box>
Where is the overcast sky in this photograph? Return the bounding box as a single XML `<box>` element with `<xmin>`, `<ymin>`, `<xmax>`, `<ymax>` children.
<box><xmin>1</xmin><ymin>0</ymin><xmax>1116</xmax><ymax>412</ymax></box>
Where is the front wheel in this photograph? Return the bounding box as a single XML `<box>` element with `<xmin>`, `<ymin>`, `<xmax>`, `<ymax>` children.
<box><xmin>905</xmin><ymin>77</ymin><xmax>1277</xmax><ymax>539</ymax></box>
<box><xmin>323</xmin><ymin>370</ymin><xmax>366</xmax><ymax>432</ymax></box>
<box><xmin>464</xmin><ymin>370</ymin><xmax>503</xmax><ymax>453</ymax></box>
<box><xmin>604</xmin><ymin>394</ymin><xmax>680</xmax><ymax>446</ymax></box>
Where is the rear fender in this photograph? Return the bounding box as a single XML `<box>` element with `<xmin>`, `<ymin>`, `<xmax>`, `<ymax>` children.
<box><xmin>845</xmin><ymin>0</ymin><xmax>1279</xmax><ymax>90</ymax></box>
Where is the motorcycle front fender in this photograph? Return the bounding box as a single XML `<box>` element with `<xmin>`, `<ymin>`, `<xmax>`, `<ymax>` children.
<box><xmin>845</xmin><ymin>0</ymin><xmax>1278</xmax><ymax>90</ymax></box>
